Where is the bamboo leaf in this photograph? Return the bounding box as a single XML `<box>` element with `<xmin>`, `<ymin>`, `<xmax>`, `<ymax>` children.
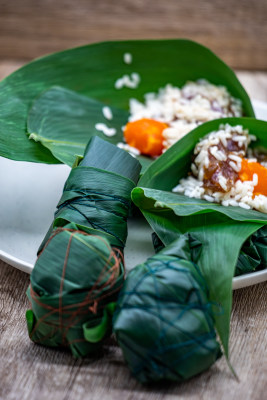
<box><xmin>132</xmin><ymin>117</ymin><xmax>267</xmax><ymax>358</ymax></box>
<box><xmin>0</xmin><ymin>39</ymin><xmax>254</xmax><ymax>164</ymax></box>
<box><xmin>27</xmin><ymin>137</ymin><xmax>141</xmax><ymax>357</ymax></box>
<box><xmin>113</xmin><ymin>236</ymin><xmax>222</xmax><ymax>383</ymax></box>
<box><xmin>139</xmin><ymin>117</ymin><xmax>267</xmax><ymax>190</ymax></box>
<box><xmin>132</xmin><ymin>189</ymin><xmax>264</xmax><ymax>358</ymax></box>
<box><xmin>27</xmin><ymin>87</ymin><xmax>129</xmax><ymax>166</ymax></box>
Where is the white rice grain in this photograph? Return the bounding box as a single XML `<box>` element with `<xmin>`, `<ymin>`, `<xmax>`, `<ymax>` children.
<box><xmin>102</xmin><ymin>106</ymin><xmax>113</xmax><ymax>120</ymax></box>
<box><xmin>218</xmin><ymin>176</ymin><xmax>228</xmax><ymax>191</ymax></box>
<box><xmin>117</xmin><ymin>142</ymin><xmax>140</xmax><ymax>155</ymax></box>
<box><xmin>204</xmin><ymin>194</ymin><xmax>215</xmax><ymax>202</ymax></box>
<box><xmin>228</xmin><ymin>154</ymin><xmax>242</xmax><ymax>163</ymax></box>
<box><xmin>127</xmin><ymin>80</ymin><xmax>243</xmax><ymax>151</ymax></box>
<box><xmin>229</xmin><ymin>161</ymin><xmax>241</xmax><ymax>172</ymax></box>
<box><xmin>172</xmin><ymin>124</ymin><xmax>267</xmax><ymax>213</ymax></box>
<box><xmin>95</xmin><ymin>123</ymin><xmax>116</xmax><ymax>137</ymax></box>
<box><xmin>115</xmin><ymin>72</ymin><xmax>141</xmax><ymax>89</ymax></box>
<box><xmin>239</xmin><ymin>202</ymin><xmax>251</xmax><ymax>210</ymax></box>
<box><xmin>253</xmin><ymin>173</ymin><xmax>258</xmax><ymax>186</ymax></box>
<box><xmin>123</xmin><ymin>53</ymin><xmax>132</xmax><ymax>64</ymax></box>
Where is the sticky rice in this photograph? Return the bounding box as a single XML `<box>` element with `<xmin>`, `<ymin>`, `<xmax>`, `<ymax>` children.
<box><xmin>173</xmin><ymin>124</ymin><xmax>267</xmax><ymax>213</ymax></box>
<box><xmin>127</xmin><ymin>80</ymin><xmax>243</xmax><ymax>151</ymax></box>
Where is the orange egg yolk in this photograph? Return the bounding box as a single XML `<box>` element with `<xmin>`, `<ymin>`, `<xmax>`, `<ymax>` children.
<box><xmin>124</xmin><ymin>118</ymin><xmax>168</xmax><ymax>157</ymax></box>
<box><xmin>239</xmin><ymin>158</ymin><xmax>267</xmax><ymax>197</ymax></box>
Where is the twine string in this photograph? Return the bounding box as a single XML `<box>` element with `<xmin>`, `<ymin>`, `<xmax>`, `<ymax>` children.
<box><xmin>29</xmin><ymin>228</ymin><xmax>125</xmax><ymax>346</ymax></box>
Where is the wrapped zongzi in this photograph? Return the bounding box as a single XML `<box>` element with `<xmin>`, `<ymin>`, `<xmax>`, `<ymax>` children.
<box><xmin>26</xmin><ymin>136</ymin><xmax>141</xmax><ymax>357</ymax></box>
<box><xmin>113</xmin><ymin>236</ymin><xmax>221</xmax><ymax>383</ymax></box>
<box><xmin>132</xmin><ymin>118</ymin><xmax>267</xmax><ymax>361</ymax></box>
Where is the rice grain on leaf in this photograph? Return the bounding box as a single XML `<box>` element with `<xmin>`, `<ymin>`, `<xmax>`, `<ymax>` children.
<box><xmin>27</xmin><ymin>86</ymin><xmax>129</xmax><ymax>166</ymax></box>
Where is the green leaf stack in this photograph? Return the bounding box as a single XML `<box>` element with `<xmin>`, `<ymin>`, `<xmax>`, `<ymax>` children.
<box><xmin>113</xmin><ymin>236</ymin><xmax>222</xmax><ymax>383</ymax></box>
<box><xmin>132</xmin><ymin>118</ymin><xmax>267</xmax><ymax>359</ymax></box>
<box><xmin>26</xmin><ymin>136</ymin><xmax>141</xmax><ymax>357</ymax></box>
<box><xmin>235</xmin><ymin>226</ymin><xmax>267</xmax><ymax>276</ymax></box>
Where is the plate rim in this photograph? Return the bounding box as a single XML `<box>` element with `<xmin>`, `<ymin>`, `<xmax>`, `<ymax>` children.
<box><xmin>1</xmin><ymin>248</ymin><xmax>266</xmax><ymax>290</ymax></box>
<box><xmin>1</xmin><ymin>98</ymin><xmax>267</xmax><ymax>290</ymax></box>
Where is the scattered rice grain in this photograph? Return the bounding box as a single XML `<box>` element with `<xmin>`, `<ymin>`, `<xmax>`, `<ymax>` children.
<box><xmin>123</xmin><ymin>53</ymin><xmax>132</xmax><ymax>64</ymax></box>
<box><xmin>95</xmin><ymin>123</ymin><xmax>116</xmax><ymax>137</ymax></box>
<box><xmin>102</xmin><ymin>106</ymin><xmax>113</xmax><ymax>120</ymax></box>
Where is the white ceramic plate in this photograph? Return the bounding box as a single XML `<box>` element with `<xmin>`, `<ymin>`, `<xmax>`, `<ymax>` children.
<box><xmin>0</xmin><ymin>99</ymin><xmax>267</xmax><ymax>290</ymax></box>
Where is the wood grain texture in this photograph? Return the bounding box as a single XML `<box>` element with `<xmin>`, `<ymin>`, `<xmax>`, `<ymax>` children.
<box><xmin>0</xmin><ymin>0</ymin><xmax>267</xmax><ymax>70</ymax></box>
<box><xmin>0</xmin><ymin>64</ymin><xmax>267</xmax><ymax>399</ymax></box>
<box><xmin>0</xmin><ymin>259</ymin><xmax>266</xmax><ymax>400</ymax></box>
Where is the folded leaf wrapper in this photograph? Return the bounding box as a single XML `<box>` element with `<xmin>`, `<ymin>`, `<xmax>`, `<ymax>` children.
<box><xmin>132</xmin><ymin>118</ymin><xmax>267</xmax><ymax>359</ymax></box>
<box><xmin>152</xmin><ymin>230</ymin><xmax>267</xmax><ymax>277</ymax></box>
<box><xmin>113</xmin><ymin>237</ymin><xmax>222</xmax><ymax>383</ymax></box>
<box><xmin>235</xmin><ymin>226</ymin><xmax>267</xmax><ymax>276</ymax></box>
<box><xmin>0</xmin><ymin>39</ymin><xmax>254</xmax><ymax>167</ymax></box>
<box><xmin>26</xmin><ymin>137</ymin><xmax>141</xmax><ymax>357</ymax></box>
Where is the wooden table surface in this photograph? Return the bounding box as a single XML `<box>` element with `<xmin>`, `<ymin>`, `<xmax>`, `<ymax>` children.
<box><xmin>0</xmin><ymin>63</ymin><xmax>266</xmax><ymax>400</ymax></box>
<box><xmin>1</xmin><ymin>0</ymin><xmax>267</xmax><ymax>70</ymax></box>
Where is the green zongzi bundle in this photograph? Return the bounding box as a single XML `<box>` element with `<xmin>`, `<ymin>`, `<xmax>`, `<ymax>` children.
<box><xmin>235</xmin><ymin>226</ymin><xmax>267</xmax><ymax>276</ymax></box>
<box><xmin>113</xmin><ymin>236</ymin><xmax>221</xmax><ymax>383</ymax></box>
<box><xmin>26</xmin><ymin>136</ymin><xmax>141</xmax><ymax>357</ymax></box>
<box><xmin>132</xmin><ymin>117</ymin><xmax>267</xmax><ymax>361</ymax></box>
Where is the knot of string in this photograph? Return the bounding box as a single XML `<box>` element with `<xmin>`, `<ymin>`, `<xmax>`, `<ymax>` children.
<box><xmin>30</xmin><ymin>228</ymin><xmax>125</xmax><ymax>347</ymax></box>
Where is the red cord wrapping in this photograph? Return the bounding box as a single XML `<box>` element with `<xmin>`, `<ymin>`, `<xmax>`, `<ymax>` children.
<box><xmin>29</xmin><ymin>228</ymin><xmax>125</xmax><ymax>346</ymax></box>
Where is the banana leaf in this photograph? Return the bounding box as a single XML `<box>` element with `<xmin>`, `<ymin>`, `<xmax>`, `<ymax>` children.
<box><xmin>132</xmin><ymin>118</ymin><xmax>267</xmax><ymax>359</ymax></box>
<box><xmin>26</xmin><ymin>136</ymin><xmax>141</xmax><ymax>357</ymax></box>
<box><xmin>0</xmin><ymin>39</ymin><xmax>254</xmax><ymax>166</ymax></box>
<box><xmin>39</xmin><ymin>136</ymin><xmax>141</xmax><ymax>251</ymax></box>
<box><xmin>27</xmin><ymin>86</ymin><xmax>128</xmax><ymax>167</ymax></box>
<box><xmin>113</xmin><ymin>236</ymin><xmax>222</xmax><ymax>383</ymax></box>
<box><xmin>235</xmin><ymin>226</ymin><xmax>267</xmax><ymax>276</ymax></box>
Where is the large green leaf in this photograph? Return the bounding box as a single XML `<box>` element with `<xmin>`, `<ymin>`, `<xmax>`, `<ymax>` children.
<box><xmin>132</xmin><ymin>117</ymin><xmax>267</xmax><ymax>358</ymax></box>
<box><xmin>27</xmin><ymin>86</ymin><xmax>129</xmax><ymax>166</ymax></box>
<box><xmin>0</xmin><ymin>39</ymin><xmax>254</xmax><ymax>164</ymax></box>
<box><xmin>132</xmin><ymin>188</ymin><xmax>264</xmax><ymax>358</ymax></box>
<box><xmin>27</xmin><ymin>86</ymin><xmax>151</xmax><ymax>168</ymax></box>
<box><xmin>139</xmin><ymin>117</ymin><xmax>267</xmax><ymax>189</ymax></box>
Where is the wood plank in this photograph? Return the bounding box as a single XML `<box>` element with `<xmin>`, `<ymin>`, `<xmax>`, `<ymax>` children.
<box><xmin>0</xmin><ymin>259</ymin><xmax>266</xmax><ymax>400</ymax></box>
<box><xmin>0</xmin><ymin>0</ymin><xmax>267</xmax><ymax>70</ymax></box>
